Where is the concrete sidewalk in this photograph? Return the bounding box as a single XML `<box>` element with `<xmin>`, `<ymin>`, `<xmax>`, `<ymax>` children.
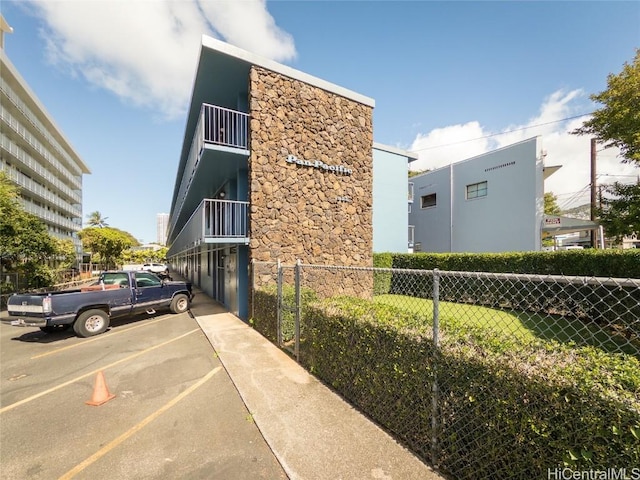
<box><xmin>188</xmin><ymin>284</ymin><xmax>445</xmax><ymax>480</ymax></box>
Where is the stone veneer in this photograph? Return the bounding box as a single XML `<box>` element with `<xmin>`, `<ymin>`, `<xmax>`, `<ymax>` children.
<box><xmin>248</xmin><ymin>66</ymin><xmax>374</xmax><ymax>270</ymax></box>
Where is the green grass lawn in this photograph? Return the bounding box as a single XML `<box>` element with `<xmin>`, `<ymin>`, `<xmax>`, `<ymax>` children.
<box><xmin>374</xmin><ymin>294</ymin><xmax>640</xmax><ymax>357</ymax></box>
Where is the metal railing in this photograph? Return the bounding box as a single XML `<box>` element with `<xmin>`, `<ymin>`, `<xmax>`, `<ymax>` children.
<box><xmin>169</xmin><ymin>198</ymin><xmax>249</xmax><ymax>254</ymax></box>
<box><xmin>169</xmin><ymin>103</ymin><xmax>249</xmax><ymax>241</ymax></box>
<box><xmin>203</xmin><ymin>199</ymin><xmax>249</xmax><ymax>238</ymax></box>
<box><xmin>251</xmin><ymin>261</ymin><xmax>640</xmax><ymax>479</ymax></box>
<box><xmin>201</xmin><ymin>103</ymin><xmax>249</xmax><ymax>149</ymax></box>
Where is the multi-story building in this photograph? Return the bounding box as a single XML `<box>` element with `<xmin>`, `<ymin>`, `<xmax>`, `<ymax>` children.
<box><xmin>409</xmin><ymin>137</ymin><xmax>559</xmax><ymax>253</ymax></box>
<box><xmin>166</xmin><ymin>35</ymin><xmax>415</xmax><ymax>319</ymax></box>
<box><xmin>156</xmin><ymin>213</ymin><xmax>170</xmax><ymax>246</ymax></box>
<box><xmin>0</xmin><ymin>16</ymin><xmax>90</xmax><ymax>262</ymax></box>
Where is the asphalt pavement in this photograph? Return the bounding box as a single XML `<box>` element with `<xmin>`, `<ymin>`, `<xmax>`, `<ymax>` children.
<box><xmin>1</xmin><ymin>280</ymin><xmax>445</xmax><ymax>480</ymax></box>
<box><xmin>0</xmin><ymin>299</ymin><xmax>287</xmax><ymax>480</ymax></box>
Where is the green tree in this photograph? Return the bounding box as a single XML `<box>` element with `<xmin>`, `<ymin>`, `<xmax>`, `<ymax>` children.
<box><xmin>121</xmin><ymin>246</ymin><xmax>168</xmax><ymax>265</ymax></box>
<box><xmin>597</xmin><ymin>182</ymin><xmax>640</xmax><ymax>243</ymax></box>
<box><xmin>120</xmin><ymin>229</ymin><xmax>141</xmax><ymax>248</ymax></box>
<box><xmin>0</xmin><ymin>171</ymin><xmax>21</xmax><ymax>260</ymax></box>
<box><xmin>542</xmin><ymin>192</ymin><xmax>562</xmax><ymax>247</ymax></box>
<box><xmin>573</xmin><ymin>50</ymin><xmax>640</xmax><ymax>240</ymax></box>
<box><xmin>0</xmin><ymin>171</ymin><xmax>59</xmax><ymax>288</ymax></box>
<box><xmin>79</xmin><ymin>227</ymin><xmax>135</xmax><ymax>269</ymax></box>
<box><xmin>53</xmin><ymin>238</ymin><xmax>78</xmax><ymax>268</ymax></box>
<box><xmin>86</xmin><ymin>211</ymin><xmax>109</xmax><ymax>228</ymax></box>
<box><xmin>409</xmin><ymin>169</ymin><xmax>429</xmax><ymax>178</ymax></box>
<box><xmin>544</xmin><ymin>192</ymin><xmax>561</xmax><ymax>215</ymax></box>
<box><xmin>573</xmin><ymin>49</ymin><xmax>640</xmax><ymax>164</ymax></box>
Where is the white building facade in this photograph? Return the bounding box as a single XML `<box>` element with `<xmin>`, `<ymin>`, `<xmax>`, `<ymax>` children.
<box><xmin>156</xmin><ymin>213</ymin><xmax>169</xmax><ymax>246</ymax></box>
<box><xmin>409</xmin><ymin>137</ymin><xmax>551</xmax><ymax>253</ymax></box>
<box><xmin>0</xmin><ymin>18</ymin><xmax>90</xmax><ymax>261</ymax></box>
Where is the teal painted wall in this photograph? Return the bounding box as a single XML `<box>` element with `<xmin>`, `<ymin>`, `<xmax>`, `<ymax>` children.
<box><xmin>372</xmin><ymin>148</ymin><xmax>410</xmax><ymax>253</ymax></box>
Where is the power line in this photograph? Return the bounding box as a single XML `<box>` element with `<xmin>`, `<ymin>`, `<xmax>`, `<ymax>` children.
<box><xmin>597</xmin><ymin>173</ymin><xmax>639</xmax><ymax>178</ymax></box>
<box><xmin>411</xmin><ymin>113</ymin><xmax>593</xmax><ymax>153</ymax></box>
<box><xmin>557</xmin><ymin>184</ymin><xmax>591</xmax><ymax>210</ymax></box>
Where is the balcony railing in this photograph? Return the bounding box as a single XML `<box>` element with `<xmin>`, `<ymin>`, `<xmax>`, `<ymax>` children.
<box><xmin>203</xmin><ymin>199</ymin><xmax>248</xmax><ymax>238</ymax></box>
<box><xmin>170</xmin><ymin>199</ymin><xmax>249</xmax><ymax>254</ymax></box>
<box><xmin>169</xmin><ymin>104</ymin><xmax>249</xmax><ymax>240</ymax></box>
<box><xmin>408</xmin><ymin>182</ymin><xmax>414</xmax><ymax>203</ymax></box>
<box><xmin>202</xmin><ymin>104</ymin><xmax>249</xmax><ymax>149</ymax></box>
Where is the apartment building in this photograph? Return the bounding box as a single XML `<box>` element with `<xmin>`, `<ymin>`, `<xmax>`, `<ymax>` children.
<box><xmin>0</xmin><ymin>16</ymin><xmax>90</xmax><ymax>262</ymax></box>
<box><xmin>157</xmin><ymin>213</ymin><xmax>170</xmax><ymax>246</ymax></box>
<box><xmin>166</xmin><ymin>35</ymin><xmax>415</xmax><ymax>319</ymax></box>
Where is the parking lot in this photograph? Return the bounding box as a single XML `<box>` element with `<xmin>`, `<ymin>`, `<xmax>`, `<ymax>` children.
<box><xmin>0</xmin><ymin>304</ymin><xmax>287</xmax><ymax>479</ymax></box>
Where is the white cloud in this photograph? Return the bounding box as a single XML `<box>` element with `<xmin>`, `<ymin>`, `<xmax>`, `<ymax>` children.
<box><xmin>27</xmin><ymin>0</ymin><xmax>296</xmax><ymax>119</ymax></box>
<box><xmin>409</xmin><ymin>89</ymin><xmax>639</xmax><ymax>211</ymax></box>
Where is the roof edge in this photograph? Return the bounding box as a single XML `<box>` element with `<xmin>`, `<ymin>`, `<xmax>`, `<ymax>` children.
<box><xmin>201</xmin><ymin>35</ymin><xmax>375</xmax><ymax>108</ymax></box>
<box><xmin>373</xmin><ymin>142</ymin><xmax>418</xmax><ymax>161</ymax></box>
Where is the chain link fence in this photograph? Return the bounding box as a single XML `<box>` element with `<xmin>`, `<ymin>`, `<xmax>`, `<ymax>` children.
<box><xmin>1</xmin><ymin>272</ymin><xmax>27</xmax><ymax>311</ymax></box>
<box><xmin>251</xmin><ymin>261</ymin><xmax>640</xmax><ymax>479</ymax></box>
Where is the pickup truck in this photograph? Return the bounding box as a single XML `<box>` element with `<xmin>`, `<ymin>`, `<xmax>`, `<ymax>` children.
<box><xmin>5</xmin><ymin>271</ymin><xmax>193</xmax><ymax>338</ymax></box>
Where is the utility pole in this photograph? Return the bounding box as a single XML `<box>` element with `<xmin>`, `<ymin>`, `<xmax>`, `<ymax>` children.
<box><xmin>590</xmin><ymin>138</ymin><xmax>597</xmax><ymax>248</ymax></box>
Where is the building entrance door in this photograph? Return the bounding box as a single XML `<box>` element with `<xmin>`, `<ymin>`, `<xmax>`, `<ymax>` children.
<box><xmin>224</xmin><ymin>249</ymin><xmax>238</xmax><ymax>315</ymax></box>
<box><xmin>216</xmin><ymin>250</ymin><xmax>224</xmax><ymax>302</ymax></box>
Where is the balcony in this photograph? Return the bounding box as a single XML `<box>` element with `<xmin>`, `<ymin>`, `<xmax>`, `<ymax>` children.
<box><xmin>201</xmin><ymin>103</ymin><xmax>249</xmax><ymax>149</ymax></box>
<box><xmin>408</xmin><ymin>182</ymin><xmax>414</xmax><ymax>203</ymax></box>
<box><xmin>171</xmin><ymin>199</ymin><xmax>249</xmax><ymax>254</ymax></box>
<box><xmin>170</xmin><ymin>104</ymin><xmax>249</xmax><ymax>240</ymax></box>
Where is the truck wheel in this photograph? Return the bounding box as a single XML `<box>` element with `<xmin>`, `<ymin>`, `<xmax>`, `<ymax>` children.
<box><xmin>170</xmin><ymin>294</ymin><xmax>190</xmax><ymax>314</ymax></box>
<box><xmin>40</xmin><ymin>324</ymin><xmax>71</xmax><ymax>333</ymax></box>
<box><xmin>73</xmin><ymin>309</ymin><xmax>110</xmax><ymax>337</ymax></box>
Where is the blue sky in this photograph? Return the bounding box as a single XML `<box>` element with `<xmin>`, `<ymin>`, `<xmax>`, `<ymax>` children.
<box><xmin>2</xmin><ymin>0</ymin><xmax>639</xmax><ymax>244</ymax></box>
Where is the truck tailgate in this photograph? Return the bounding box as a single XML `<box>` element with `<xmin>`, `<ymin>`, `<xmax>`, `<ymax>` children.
<box><xmin>7</xmin><ymin>294</ymin><xmax>47</xmax><ymax>317</ymax></box>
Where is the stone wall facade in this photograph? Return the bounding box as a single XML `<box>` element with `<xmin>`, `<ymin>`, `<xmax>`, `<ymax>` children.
<box><xmin>248</xmin><ymin>66</ymin><xmax>374</xmax><ymax>269</ymax></box>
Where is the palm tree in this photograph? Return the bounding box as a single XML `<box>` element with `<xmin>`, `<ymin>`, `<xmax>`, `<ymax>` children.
<box><xmin>86</xmin><ymin>211</ymin><xmax>109</xmax><ymax>228</ymax></box>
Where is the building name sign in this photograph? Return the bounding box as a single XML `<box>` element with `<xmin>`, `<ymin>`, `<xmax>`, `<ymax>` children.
<box><xmin>286</xmin><ymin>154</ymin><xmax>353</xmax><ymax>175</ymax></box>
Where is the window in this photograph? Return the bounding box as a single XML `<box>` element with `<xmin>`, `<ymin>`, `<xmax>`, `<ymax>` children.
<box><xmin>135</xmin><ymin>272</ymin><xmax>161</xmax><ymax>288</ymax></box>
<box><xmin>421</xmin><ymin>193</ymin><xmax>437</xmax><ymax>208</ymax></box>
<box><xmin>466</xmin><ymin>181</ymin><xmax>487</xmax><ymax>199</ymax></box>
<box><xmin>102</xmin><ymin>273</ymin><xmax>129</xmax><ymax>287</ymax></box>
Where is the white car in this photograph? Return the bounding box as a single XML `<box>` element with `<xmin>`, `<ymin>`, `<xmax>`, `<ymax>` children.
<box><xmin>143</xmin><ymin>263</ymin><xmax>169</xmax><ymax>274</ymax></box>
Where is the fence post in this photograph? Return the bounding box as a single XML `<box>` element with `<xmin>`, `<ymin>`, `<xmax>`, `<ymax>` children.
<box><xmin>294</xmin><ymin>259</ymin><xmax>302</xmax><ymax>362</ymax></box>
<box><xmin>431</xmin><ymin>268</ymin><xmax>440</xmax><ymax>466</ymax></box>
<box><xmin>276</xmin><ymin>259</ymin><xmax>282</xmax><ymax>347</ymax></box>
<box><xmin>250</xmin><ymin>259</ymin><xmax>255</xmax><ymax>322</ymax></box>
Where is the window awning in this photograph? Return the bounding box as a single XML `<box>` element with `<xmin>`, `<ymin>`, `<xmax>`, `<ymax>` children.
<box><xmin>542</xmin><ymin>215</ymin><xmax>599</xmax><ymax>234</ymax></box>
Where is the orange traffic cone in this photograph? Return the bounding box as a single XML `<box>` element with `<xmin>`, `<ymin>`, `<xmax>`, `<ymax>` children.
<box><xmin>86</xmin><ymin>371</ymin><xmax>116</xmax><ymax>406</ymax></box>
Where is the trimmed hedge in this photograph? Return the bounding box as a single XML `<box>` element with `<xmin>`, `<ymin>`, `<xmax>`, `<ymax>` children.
<box><xmin>251</xmin><ymin>286</ymin><xmax>279</xmax><ymax>343</ymax></box>
<box><xmin>376</xmin><ymin>250</ymin><xmax>640</xmax><ymax>341</ymax></box>
<box><xmin>387</xmin><ymin>250</ymin><xmax>640</xmax><ymax>278</ymax></box>
<box><xmin>300</xmin><ymin>296</ymin><xmax>640</xmax><ymax>479</ymax></box>
<box><xmin>373</xmin><ymin>252</ymin><xmax>393</xmax><ymax>295</ymax></box>
<box><xmin>251</xmin><ymin>284</ymin><xmax>317</xmax><ymax>344</ymax></box>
